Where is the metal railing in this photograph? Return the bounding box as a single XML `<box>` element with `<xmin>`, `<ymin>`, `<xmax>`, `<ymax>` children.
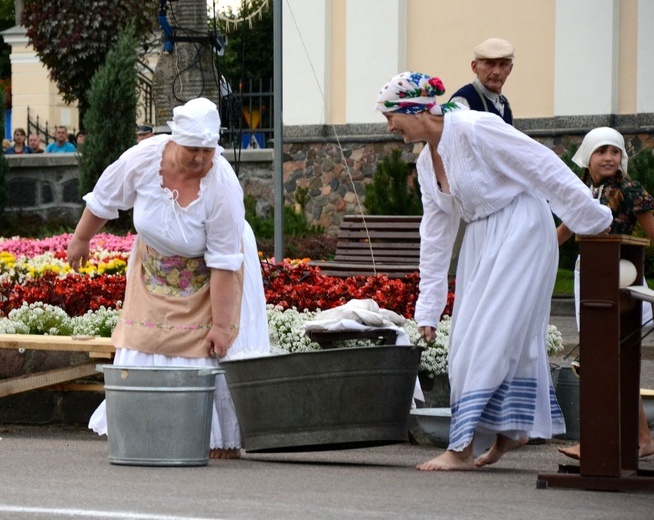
<box><xmin>26</xmin><ymin>108</ymin><xmax>76</xmax><ymax>146</ymax></box>
<box><xmin>220</xmin><ymin>77</ymin><xmax>273</xmax><ymax>149</ymax></box>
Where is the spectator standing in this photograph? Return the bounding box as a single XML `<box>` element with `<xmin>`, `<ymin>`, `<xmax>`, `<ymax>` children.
<box><xmin>45</xmin><ymin>126</ymin><xmax>77</xmax><ymax>153</ymax></box>
<box><xmin>76</xmin><ymin>130</ymin><xmax>87</xmax><ymax>150</ymax></box>
<box><xmin>449</xmin><ymin>37</ymin><xmax>515</xmax><ymax>125</ymax></box>
<box><xmin>4</xmin><ymin>128</ymin><xmax>34</xmax><ymax>154</ymax></box>
<box><xmin>29</xmin><ymin>133</ymin><xmax>45</xmax><ymax>153</ymax></box>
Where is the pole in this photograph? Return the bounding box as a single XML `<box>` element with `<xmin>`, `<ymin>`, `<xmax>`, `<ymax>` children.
<box><xmin>273</xmin><ymin>0</ymin><xmax>284</xmax><ymax>261</ymax></box>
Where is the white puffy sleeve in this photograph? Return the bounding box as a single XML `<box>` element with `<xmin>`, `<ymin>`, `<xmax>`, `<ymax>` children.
<box><xmin>204</xmin><ymin>154</ymin><xmax>245</xmax><ymax>271</ymax></box>
<box><xmin>472</xmin><ymin>117</ymin><xmax>613</xmax><ymax>233</ymax></box>
<box><xmin>82</xmin><ymin>138</ymin><xmax>162</xmax><ymax>219</ymax></box>
<box><xmin>414</xmin><ymin>146</ymin><xmax>461</xmax><ymax>329</ymax></box>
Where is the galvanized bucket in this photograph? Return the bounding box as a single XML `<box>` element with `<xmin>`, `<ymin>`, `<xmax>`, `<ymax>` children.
<box><xmin>100</xmin><ymin>365</ymin><xmax>222</xmax><ymax>467</ymax></box>
<box><xmin>221</xmin><ymin>345</ymin><xmax>422</xmax><ymax>453</ymax></box>
<box><xmin>555</xmin><ymin>366</ymin><xmax>580</xmax><ymax>441</ymax></box>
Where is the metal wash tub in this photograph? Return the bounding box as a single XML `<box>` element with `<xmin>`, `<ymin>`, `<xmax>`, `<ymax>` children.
<box><xmin>220</xmin><ymin>345</ymin><xmax>422</xmax><ymax>453</ymax></box>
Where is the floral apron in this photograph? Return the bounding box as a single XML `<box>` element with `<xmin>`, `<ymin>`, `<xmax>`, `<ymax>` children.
<box><xmin>112</xmin><ymin>237</ymin><xmax>243</xmax><ymax>358</ymax></box>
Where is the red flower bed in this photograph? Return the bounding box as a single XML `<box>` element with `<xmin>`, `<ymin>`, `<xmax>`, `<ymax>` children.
<box><xmin>0</xmin><ymin>261</ymin><xmax>455</xmax><ymax>320</ymax></box>
<box><xmin>0</xmin><ymin>271</ymin><xmax>126</xmax><ymax>317</ymax></box>
<box><xmin>263</xmin><ymin>262</ymin><xmax>454</xmax><ymax>319</ymax></box>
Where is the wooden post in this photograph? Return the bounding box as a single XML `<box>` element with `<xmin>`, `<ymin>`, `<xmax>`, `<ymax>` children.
<box><xmin>538</xmin><ymin>235</ymin><xmax>654</xmax><ymax>491</ymax></box>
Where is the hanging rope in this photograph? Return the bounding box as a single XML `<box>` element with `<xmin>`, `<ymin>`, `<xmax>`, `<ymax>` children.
<box><xmin>283</xmin><ymin>0</ymin><xmax>378</xmax><ymax>275</ymax></box>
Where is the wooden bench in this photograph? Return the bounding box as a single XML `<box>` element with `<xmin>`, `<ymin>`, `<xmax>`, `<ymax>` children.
<box><xmin>0</xmin><ymin>335</ymin><xmax>115</xmax><ymax>398</ymax></box>
<box><xmin>310</xmin><ymin>215</ymin><xmax>421</xmax><ymax>278</ymax></box>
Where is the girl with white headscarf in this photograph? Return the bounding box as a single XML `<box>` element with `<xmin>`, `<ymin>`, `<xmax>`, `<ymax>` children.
<box><xmin>376</xmin><ymin>72</ymin><xmax>613</xmax><ymax>471</ymax></box>
<box><xmin>67</xmin><ymin>98</ymin><xmax>270</xmax><ymax>459</ymax></box>
<box><xmin>557</xmin><ymin>126</ymin><xmax>654</xmax><ymax>461</ymax></box>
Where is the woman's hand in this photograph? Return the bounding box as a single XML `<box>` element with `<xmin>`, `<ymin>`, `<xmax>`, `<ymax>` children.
<box><xmin>205</xmin><ymin>325</ymin><xmax>236</xmax><ymax>359</ymax></box>
<box><xmin>419</xmin><ymin>325</ymin><xmax>436</xmax><ymax>343</ymax></box>
<box><xmin>67</xmin><ymin>236</ymin><xmax>91</xmax><ymax>272</ymax></box>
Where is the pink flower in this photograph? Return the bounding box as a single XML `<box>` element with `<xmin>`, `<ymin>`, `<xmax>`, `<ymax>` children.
<box><xmin>428</xmin><ymin>77</ymin><xmax>446</xmax><ymax>95</ymax></box>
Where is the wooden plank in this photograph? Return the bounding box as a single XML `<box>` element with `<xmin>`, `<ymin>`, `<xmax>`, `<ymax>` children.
<box><xmin>48</xmin><ymin>382</ymin><xmax>105</xmax><ymax>392</ymax></box>
<box><xmin>335</xmin><ymin>242</ymin><xmax>420</xmax><ymax>251</ymax></box>
<box><xmin>333</xmin><ymin>255</ymin><xmax>418</xmax><ymax>263</ymax></box>
<box><xmin>342</xmin><ymin>215</ymin><xmax>422</xmax><ymax>224</ymax></box>
<box><xmin>0</xmin><ymin>334</ymin><xmax>114</xmax><ymax>354</ymax></box>
<box><xmin>339</xmin><ymin>222</ymin><xmax>421</xmax><ymax>231</ymax></box>
<box><xmin>0</xmin><ymin>362</ymin><xmax>99</xmax><ymax>398</ymax></box>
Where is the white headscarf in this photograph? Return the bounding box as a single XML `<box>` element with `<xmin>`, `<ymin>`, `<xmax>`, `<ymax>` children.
<box><xmin>572</xmin><ymin>127</ymin><xmax>628</xmax><ymax>174</ymax></box>
<box><xmin>167</xmin><ymin>98</ymin><xmax>221</xmax><ymax>148</ymax></box>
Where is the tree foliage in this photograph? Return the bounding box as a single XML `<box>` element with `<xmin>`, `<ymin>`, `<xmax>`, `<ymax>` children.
<box><xmin>21</xmin><ymin>0</ymin><xmax>156</xmax><ymax>114</ymax></box>
<box><xmin>212</xmin><ymin>0</ymin><xmax>273</xmax><ymax>86</ymax></box>
<box><xmin>364</xmin><ymin>149</ymin><xmax>423</xmax><ymax>216</ymax></box>
<box><xmin>0</xmin><ymin>0</ymin><xmax>15</xmax><ymax>79</ymax></box>
<box><xmin>78</xmin><ymin>23</ymin><xmax>139</xmax><ymax>209</ymax></box>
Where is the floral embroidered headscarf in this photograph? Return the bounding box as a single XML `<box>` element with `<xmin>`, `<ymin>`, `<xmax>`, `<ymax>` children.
<box><xmin>375</xmin><ymin>72</ymin><xmax>462</xmax><ymax>116</ymax></box>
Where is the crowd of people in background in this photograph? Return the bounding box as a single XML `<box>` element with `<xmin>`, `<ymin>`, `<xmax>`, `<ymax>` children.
<box><xmin>1</xmin><ymin>122</ymin><xmax>155</xmax><ymax>154</ymax></box>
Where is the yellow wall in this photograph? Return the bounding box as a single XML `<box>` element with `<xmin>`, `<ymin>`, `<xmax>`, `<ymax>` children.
<box><xmin>405</xmin><ymin>0</ymin><xmax>555</xmax><ymax>118</ymax></box>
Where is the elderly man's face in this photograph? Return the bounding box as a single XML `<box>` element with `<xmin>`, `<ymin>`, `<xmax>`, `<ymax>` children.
<box><xmin>472</xmin><ymin>58</ymin><xmax>513</xmax><ymax>94</ymax></box>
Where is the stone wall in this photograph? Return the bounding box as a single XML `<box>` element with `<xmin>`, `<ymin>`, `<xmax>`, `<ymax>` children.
<box><xmin>280</xmin><ymin>114</ymin><xmax>654</xmax><ymax>233</ymax></box>
<box><xmin>3</xmin><ymin>113</ymin><xmax>654</xmax><ymax>236</ymax></box>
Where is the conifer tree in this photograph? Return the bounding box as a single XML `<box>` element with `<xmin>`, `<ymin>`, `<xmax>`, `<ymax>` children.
<box><xmin>364</xmin><ymin>149</ymin><xmax>423</xmax><ymax>215</ymax></box>
<box><xmin>78</xmin><ymin>23</ymin><xmax>139</xmax><ymax>199</ymax></box>
<box><xmin>77</xmin><ymin>23</ymin><xmax>139</xmax><ymax>232</ymax></box>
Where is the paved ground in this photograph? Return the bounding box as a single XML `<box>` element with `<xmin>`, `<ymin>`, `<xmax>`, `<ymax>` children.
<box><xmin>0</xmin><ymin>423</ymin><xmax>653</xmax><ymax>520</ymax></box>
<box><xmin>0</xmin><ymin>307</ymin><xmax>653</xmax><ymax>519</ymax></box>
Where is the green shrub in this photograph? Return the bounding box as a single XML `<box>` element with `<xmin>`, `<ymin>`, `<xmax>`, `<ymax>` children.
<box><xmin>364</xmin><ymin>149</ymin><xmax>422</xmax><ymax>215</ymax></box>
<box><xmin>245</xmin><ymin>193</ymin><xmax>324</xmax><ymax>240</ymax></box>
<box><xmin>77</xmin><ymin>22</ymin><xmax>139</xmax><ymax>232</ymax></box>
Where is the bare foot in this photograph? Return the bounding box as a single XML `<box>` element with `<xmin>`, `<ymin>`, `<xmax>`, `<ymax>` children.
<box><xmin>210</xmin><ymin>448</ymin><xmax>241</xmax><ymax>459</ymax></box>
<box><xmin>557</xmin><ymin>444</ymin><xmax>580</xmax><ymax>460</ymax></box>
<box><xmin>639</xmin><ymin>436</ymin><xmax>654</xmax><ymax>458</ymax></box>
<box><xmin>557</xmin><ymin>441</ymin><xmax>654</xmax><ymax>460</ymax></box>
<box><xmin>475</xmin><ymin>435</ymin><xmax>528</xmax><ymax>467</ymax></box>
<box><xmin>417</xmin><ymin>446</ymin><xmax>475</xmax><ymax>471</ymax></box>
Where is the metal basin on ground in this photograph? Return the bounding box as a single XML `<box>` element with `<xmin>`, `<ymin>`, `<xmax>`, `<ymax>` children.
<box><xmin>221</xmin><ymin>345</ymin><xmax>422</xmax><ymax>453</ymax></box>
<box><xmin>101</xmin><ymin>365</ymin><xmax>222</xmax><ymax>467</ymax></box>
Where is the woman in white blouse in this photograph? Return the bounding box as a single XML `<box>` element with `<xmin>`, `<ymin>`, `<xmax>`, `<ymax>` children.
<box><xmin>376</xmin><ymin>72</ymin><xmax>612</xmax><ymax>471</ymax></box>
<box><xmin>67</xmin><ymin>98</ymin><xmax>269</xmax><ymax>459</ymax></box>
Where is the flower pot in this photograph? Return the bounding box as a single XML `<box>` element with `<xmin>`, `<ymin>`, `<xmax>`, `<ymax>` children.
<box><xmin>418</xmin><ymin>372</ymin><xmax>450</xmax><ymax>408</ymax></box>
<box><xmin>554</xmin><ymin>366</ymin><xmax>580</xmax><ymax>441</ymax></box>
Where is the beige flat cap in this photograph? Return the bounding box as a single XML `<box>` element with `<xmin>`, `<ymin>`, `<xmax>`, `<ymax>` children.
<box><xmin>473</xmin><ymin>37</ymin><xmax>515</xmax><ymax>60</ymax></box>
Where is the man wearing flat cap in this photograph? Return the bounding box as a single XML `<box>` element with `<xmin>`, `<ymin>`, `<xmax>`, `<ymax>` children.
<box><xmin>446</xmin><ymin>38</ymin><xmax>515</xmax><ymax>280</ymax></box>
<box><xmin>136</xmin><ymin>124</ymin><xmax>154</xmax><ymax>142</ymax></box>
<box><xmin>449</xmin><ymin>37</ymin><xmax>515</xmax><ymax>125</ymax></box>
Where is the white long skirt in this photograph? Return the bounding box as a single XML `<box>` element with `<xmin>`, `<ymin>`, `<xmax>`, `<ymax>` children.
<box><xmin>88</xmin><ymin>222</ymin><xmax>270</xmax><ymax>450</ymax></box>
<box><xmin>448</xmin><ymin>194</ymin><xmax>565</xmax><ymax>455</ymax></box>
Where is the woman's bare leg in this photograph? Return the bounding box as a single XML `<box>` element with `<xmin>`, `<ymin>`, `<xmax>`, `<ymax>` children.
<box><xmin>210</xmin><ymin>448</ymin><xmax>241</xmax><ymax>459</ymax></box>
<box><xmin>474</xmin><ymin>435</ymin><xmax>528</xmax><ymax>467</ymax></box>
<box><xmin>558</xmin><ymin>399</ymin><xmax>653</xmax><ymax>460</ymax></box>
<box><xmin>417</xmin><ymin>443</ymin><xmax>475</xmax><ymax>471</ymax></box>
<box><xmin>638</xmin><ymin>399</ymin><xmax>654</xmax><ymax>458</ymax></box>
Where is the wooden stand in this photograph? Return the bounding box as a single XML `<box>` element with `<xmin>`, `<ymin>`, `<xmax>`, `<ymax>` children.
<box><xmin>538</xmin><ymin>235</ymin><xmax>654</xmax><ymax>491</ymax></box>
<box><xmin>0</xmin><ymin>334</ymin><xmax>114</xmax><ymax>397</ymax></box>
